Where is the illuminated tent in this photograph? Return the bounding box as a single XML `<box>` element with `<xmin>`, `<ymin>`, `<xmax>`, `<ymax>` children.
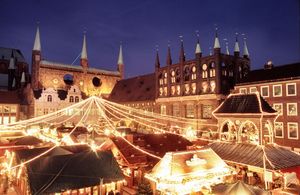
<box><xmin>145</xmin><ymin>147</ymin><xmax>232</xmax><ymax>195</ymax></box>
<box><xmin>225</xmin><ymin>181</ymin><xmax>256</xmax><ymax>195</ymax></box>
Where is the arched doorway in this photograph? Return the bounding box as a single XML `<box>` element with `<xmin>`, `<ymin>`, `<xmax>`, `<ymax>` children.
<box><xmin>263</xmin><ymin>120</ymin><xmax>274</xmax><ymax>144</ymax></box>
<box><xmin>220</xmin><ymin>120</ymin><xmax>237</xmax><ymax>141</ymax></box>
<box><xmin>238</xmin><ymin>121</ymin><xmax>259</xmax><ymax>144</ymax></box>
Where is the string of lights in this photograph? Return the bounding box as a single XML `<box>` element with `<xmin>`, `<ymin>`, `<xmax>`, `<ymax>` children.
<box><xmin>94</xmin><ymin>99</ymin><xmax>162</xmax><ymax>160</ymax></box>
<box><xmin>102</xmin><ymin>98</ymin><xmax>218</xmax><ymax>127</ymax></box>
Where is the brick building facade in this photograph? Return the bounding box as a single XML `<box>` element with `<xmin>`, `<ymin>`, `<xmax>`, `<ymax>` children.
<box><xmin>235</xmin><ymin>61</ymin><xmax>300</xmax><ymax>150</ymax></box>
<box><xmin>28</xmin><ymin>26</ymin><xmax>124</xmax><ymax>117</ymax></box>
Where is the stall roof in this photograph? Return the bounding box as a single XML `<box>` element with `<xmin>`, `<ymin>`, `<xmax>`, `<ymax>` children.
<box><xmin>149</xmin><ymin>147</ymin><xmax>229</xmax><ymax>179</ymax></box>
<box><xmin>210</xmin><ymin>142</ymin><xmax>300</xmax><ymax>170</ymax></box>
<box><xmin>15</xmin><ymin>147</ymin><xmax>124</xmax><ymax>194</ymax></box>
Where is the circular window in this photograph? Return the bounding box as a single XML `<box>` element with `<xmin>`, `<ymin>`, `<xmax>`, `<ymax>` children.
<box><xmin>63</xmin><ymin>74</ymin><xmax>74</xmax><ymax>85</ymax></box>
<box><xmin>202</xmin><ymin>64</ymin><xmax>207</xmax><ymax>70</ymax></box>
<box><xmin>92</xmin><ymin>77</ymin><xmax>102</xmax><ymax>87</ymax></box>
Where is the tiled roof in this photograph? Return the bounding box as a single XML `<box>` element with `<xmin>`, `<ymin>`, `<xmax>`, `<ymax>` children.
<box><xmin>0</xmin><ymin>90</ymin><xmax>21</xmax><ymax>104</ymax></box>
<box><xmin>238</xmin><ymin>62</ymin><xmax>300</xmax><ymax>84</ymax></box>
<box><xmin>40</xmin><ymin>60</ymin><xmax>120</xmax><ymax>76</ymax></box>
<box><xmin>15</xmin><ymin>146</ymin><xmax>124</xmax><ymax>194</ymax></box>
<box><xmin>210</xmin><ymin>142</ymin><xmax>300</xmax><ymax>170</ymax></box>
<box><xmin>0</xmin><ymin>47</ymin><xmax>27</xmax><ymax>63</ymax></box>
<box><xmin>214</xmin><ymin>93</ymin><xmax>276</xmax><ymax>114</ymax></box>
<box><xmin>109</xmin><ymin>73</ymin><xmax>156</xmax><ymax>102</ymax></box>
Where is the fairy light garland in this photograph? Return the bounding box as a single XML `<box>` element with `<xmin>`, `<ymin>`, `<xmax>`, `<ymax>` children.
<box><xmin>102</xmin><ymin>98</ymin><xmax>218</xmax><ymax>127</ymax></box>
<box><xmin>94</xmin><ymin>99</ymin><xmax>162</xmax><ymax>160</ymax></box>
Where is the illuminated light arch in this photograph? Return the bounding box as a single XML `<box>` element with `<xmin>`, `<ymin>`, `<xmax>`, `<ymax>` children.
<box><xmin>264</xmin><ymin>120</ymin><xmax>274</xmax><ymax>144</ymax></box>
<box><xmin>238</xmin><ymin>120</ymin><xmax>259</xmax><ymax>144</ymax></box>
<box><xmin>220</xmin><ymin>120</ymin><xmax>237</xmax><ymax>141</ymax></box>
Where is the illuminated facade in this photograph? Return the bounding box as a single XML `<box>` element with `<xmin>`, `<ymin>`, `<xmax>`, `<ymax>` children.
<box><xmin>234</xmin><ymin>62</ymin><xmax>300</xmax><ymax>150</ymax></box>
<box><xmin>155</xmin><ymin>36</ymin><xmax>250</xmax><ymax>132</ymax></box>
<box><xmin>146</xmin><ymin>148</ymin><xmax>232</xmax><ymax>194</ymax></box>
<box><xmin>110</xmin><ymin>33</ymin><xmax>251</xmax><ymax>134</ymax></box>
<box><xmin>29</xmin><ymin>26</ymin><xmax>124</xmax><ymax>117</ymax></box>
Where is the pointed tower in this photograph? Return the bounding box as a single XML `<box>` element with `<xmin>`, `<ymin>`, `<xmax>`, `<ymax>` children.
<box><xmin>213</xmin><ymin>28</ymin><xmax>221</xmax><ymax>54</ymax></box>
<box><xmin>179</xmin><ymin>37</ymin><xmax>185</xmax><ymax>64</ymax></box>
<box><xmin>21</xmin><ymin>71</ymin><xmax>26</xmax><ymax>85</ymax></box>
<box><xmin>166</xmin><ymin>43</ymin><xmax>172</xmax><ymax>66</ymax></box>
<box><xmin>195</xmin><ymin>39</ymin><xmax>202</xmax><ymax>59</ymax></box>
<box><xmin>155</xmin><ymin>48</ymin><xmax>160</xmax><ymax>69</ymax></box>
<box><xmin>31</xmin><ymin>25</ymin><xmax>42</xmax><ymax>89</ymax></box>
<box><xmin>243</xmin><ymin>37</ymin><xmax>249</xmax><ymax>58</ymax></box>
<box><xmin>117</xmin><ymin>44</ymin><xmax>124</xmax><ymax>79</ymax></box>
<box><xmin>80</xmin><ymin>32</ymin><xmax>89</xmax><ymax>73</ymax></box>
<box><xmin>8</xmin><ymin>51</ymin><xmax>16</xmax><ymax>90</ymax></box>
<box><xmin>234</xmin><ymin>33</ymin><xmax>240</xmax><ymax>57</ymax></box>
<box><xmin>225</xmin><ymin>42</ymin><xmax>230</xmax><ymax>55</ymax></box>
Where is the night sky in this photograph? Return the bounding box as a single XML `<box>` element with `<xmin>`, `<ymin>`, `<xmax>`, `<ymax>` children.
<box><xmin>0</xmin><ymin>0</ymin><xmax>299</xmax><ymax>78</ymax></box>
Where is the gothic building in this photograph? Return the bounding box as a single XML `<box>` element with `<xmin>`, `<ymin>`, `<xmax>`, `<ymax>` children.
<box><xmin>110</xmin><ymin>32</ymin><xmax>250</xmax><ymax>133</ymax></box>
<box><xmin>0</xmin><ymin>48</ymin><xmax>30</xmax><ymax>124</ymax></box>
<box><xmin>28</xmin><ymin>26</ymin><xmax>124</xmax><ymax>117</ymax></box>
<box><xmin>154</xmin><ymin>33</ymin><xmax>250</xmax><ymax>131</ymax></box>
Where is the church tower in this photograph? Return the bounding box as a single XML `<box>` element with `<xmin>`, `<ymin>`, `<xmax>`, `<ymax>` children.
<box><xmin>31</xmin><ymin>25</ymin><xmax>41</xmax><ymax>90</ymax></box>
<box><xmin>80</xmin><ymin>32</ymin><xmax>88</xmax><ymax>73</ymax></box>
<box><xmin>117</xmin><ymin>44</ymin><xmax>124</xmax><ymax>79</ymax></box>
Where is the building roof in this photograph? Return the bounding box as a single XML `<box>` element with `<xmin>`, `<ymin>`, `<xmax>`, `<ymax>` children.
<box><xmin>210</xmin><ymin>142</ymin><xmax>300</xmax><ymax>170</ymax></box>
<box><xmin>238</xmin><ymin>62</ymin><xmax>300</xmax><ymax>84</ymax></box>
<box><xmin>149</xmin><ymin>148</ymin><xmax>229</xmax><ymax>179</ymax></box>
<box><xmin>13</xmin><ymin>136</ymin><xmax>43</xmax><ymax>146</ymax></box>
<box><xmin>40</xmin><ymin>60</ymin><xmax>120</xmax><ymax>76</ymax></box>
<box><xmin>0</xmin><ymin>90</ymin><xmax>22</xmax><ymax>104</ymax></box>
<box><xmin>15</xmin><ymin>146</ymin><xmax>124</xmax><ymax>194</ymax></box>
<box><xmin>109</xmin><ymin>73</ymin><xmax>156</xmax><ymax>103</ymax></box>
<box><xmin>214</xmin><ymin>93</ymin><xmax>276</xmax><ymax>114</ymax></box>
<box><xmin>0</xmin><ymin>47</ymin><xmax>27</xmax><ymax>63</ymax></box>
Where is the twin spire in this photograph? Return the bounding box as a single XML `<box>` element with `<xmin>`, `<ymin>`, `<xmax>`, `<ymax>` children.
<box><xmin>32</xmin><ymin>25</ymin><xmax>125</xmax><ymax>66</ymax></box>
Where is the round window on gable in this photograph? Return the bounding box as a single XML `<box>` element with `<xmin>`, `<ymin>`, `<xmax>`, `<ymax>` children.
<box><xmin>63</xmin><ymin>74</ymin><xmax>74</xmax><ymax>85</ymax></box>
<box><xmin>92</xmin><ymin>77</ymin><xmax>102</xmax><ymax>87</ymax></box>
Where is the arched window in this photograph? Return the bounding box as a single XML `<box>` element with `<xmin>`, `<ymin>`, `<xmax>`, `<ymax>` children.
<box><xmin>209</xmin><ymin>62</ymin><xmax>216</xmax><ymax>77</ymax></box>
<box><xmin>184</xmin><ymin>66</ymin><xmax>190</xmax><ymax>81</ymax></box>
<box><xmin>163</xmin><ymin>72</ymin><xmax>168</xmax><ymax>84</ymax></box>
<box><xmin>47</xmin><ymin>95</ymin><xmax>52</xmax><ymax>102</ymax></box>
<box><xmin>69</xmin><ymin>96</ymin><xmax>74</xmax><ymax>103</ymax></box>
<box><xmin>75</xmin><ymin>96</ymin><xmax>79</xmax><ymax>103</ymax></box>
<box><xmin>202</xmin><ymin>64</ymin><xmax>208</xmax><ymax>78</ymax></box>
<box><xmin>170</xmin><ymin>69</ymin><xmax>176</xmax><ymax>84</ymax></box>
<box><xmin>191</xmin><ymin>66</ymin><xmax>197</xmax><ymax>80</ymax></box>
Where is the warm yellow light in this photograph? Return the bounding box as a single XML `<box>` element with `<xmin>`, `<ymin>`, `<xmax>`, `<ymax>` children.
<box><xmin>104</xmin><ymin>128</ymin><xmax>111</xmax><ymax>136</ymax></box>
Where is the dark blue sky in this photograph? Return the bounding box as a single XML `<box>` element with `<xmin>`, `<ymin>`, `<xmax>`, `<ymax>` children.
<box><xmin>0</xmin><ymin>0</ymin><xmax>299</xmax><ymax>78</ymax></box>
